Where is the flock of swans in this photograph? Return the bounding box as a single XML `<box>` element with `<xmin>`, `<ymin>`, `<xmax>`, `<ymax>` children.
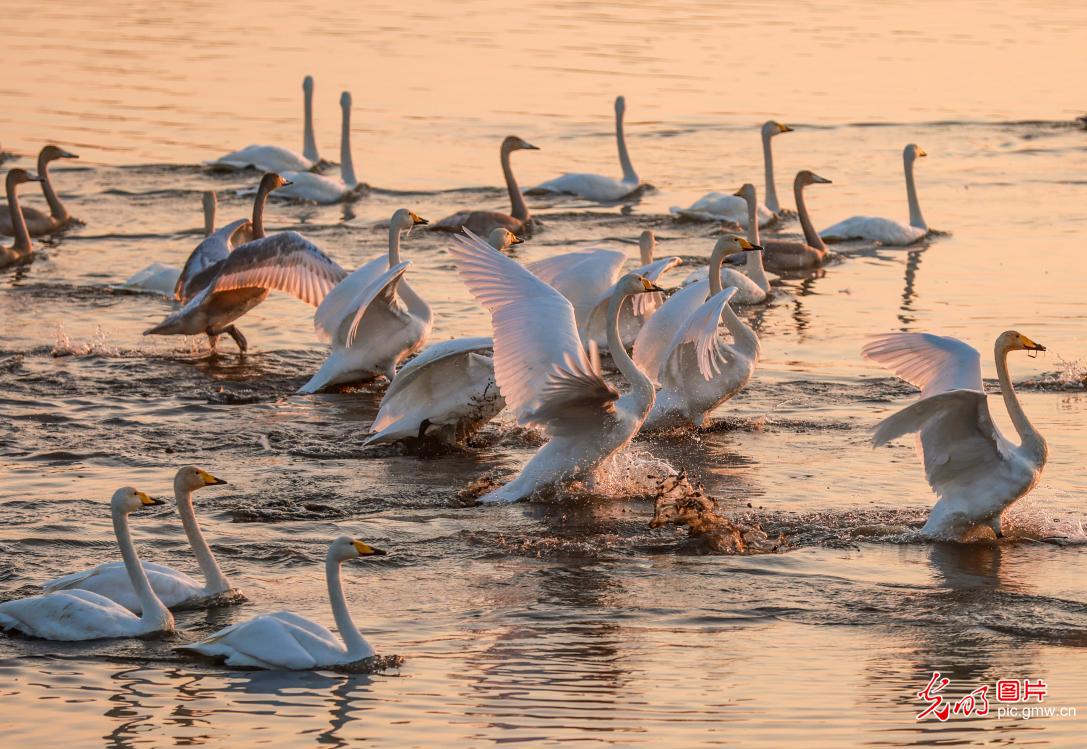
<box><xmin>0</xmin><ymin>79</ymin><xmax>1056</xmax><ymax>667</ymax></box>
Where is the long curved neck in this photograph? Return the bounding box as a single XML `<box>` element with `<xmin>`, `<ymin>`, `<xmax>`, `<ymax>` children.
<box><xmin>709</xmin><ymin>245</ymin><xmax>725</xmax><ymax>296</ymax></box>
<box><xmin>501</xmin><ymin>145</ymin><xmax>529</xmax><ymax>221</ymax></box>
<box><xmin>303</xmin><ymin>85</ymin><xmax>318</xmax><ymax>163</ymax></box>
<box><xmin>203</xmin><ymin>194</ymin><xmax>216</xmax><ymax>236</ymax></box>
<box><xmin>995</xmin><ymin>344</ymin><xmax>1043</xmax><ymax>455</ymax></box>
<box><xmin>761</xmin><ymin>131</ymin><xmax>780</xmax><ymax>213</ymax></box>
<box><xmin>721</xmin><ymin>302</ymin><xmax>760</xmax><ymax>358</ymax></box>
<box><xmin>325</xmin><ymin>554</ymin><xmax>369</xmax><ymax>656</ymax></box>
<box><xmin>388</xmin><ymin>224</ymin><xmax>403</xmax><ymax>266</ymax></box>
<box><xmin>905</xmin><ymin>155</ymin><xmax>926</xmax><ymax>230</ymax></box>
<box><xmin>252</xmin><ymin>182</ymin><xmax>272</xmax><ymax>239</ymax></box>
<box><xmin>340</xmin><ymin>104</ymin><xmax>358</xmax><ymax>188</ymax></box>
<box><xmin>615</xmin><ymin>108</ymin><xmax>638</xmax><ymax>184</ymax></box>
<box><xmin>175</xmin><ymin>483</ymin><xmax>231</xmax><ymax>593</ymax></box>
<box><xmin>795</xmin><ymin>179</ymin><xmax>825</xmax><ymax>250</ymax></box>
<box><xmin>37</xmin><ymin>156</ymin><xmax>68</xmax><ymax>222</ymax></box>
<box><xmin>7</xmin><ymin>179</ymin><xmax>32</xmax><ymax>254</ymax></box>
<box><xmin>745</xmin><ymin>249</ymin><xmax>770</xmax><ymax>293</ymax></box>
<box><xmin>607</xmin><ymin>290</ymin><xmax>655</xmax><ymax>413</ymax></box>
<box><xmin>745</xmin><ymin>192</ymin><xmax>760</xmax><ymax>245</ymax></box>
<box><xmin>112</xmin><ymin>507</ymin><xmax>172</xmax><ymax>628</ymax></box>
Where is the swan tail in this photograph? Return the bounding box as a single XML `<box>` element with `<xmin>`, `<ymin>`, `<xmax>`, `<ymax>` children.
<box><xmin>297</xmin><ymin>358</ymin><xmax>342</xmax><ymax>394</ymax></box>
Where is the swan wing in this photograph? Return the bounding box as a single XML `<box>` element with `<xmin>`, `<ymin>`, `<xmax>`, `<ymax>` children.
<box><xmin>343</xmin><ymin>261</ymin><xmax>412</xmax><ymax>347</ymax></box>
<box><xmin>381</xmin><ymin>336</ymin><xmax>494</xmax><ymax>404</ymax></box>
<box><xmin>632</xmin><ymin>279</ymin><xmax>709</xmax><ymax>385</ymax></box>
<box><xmin>313</xmin><ymin>255</ymin><xmax>388</xmax><ymax>344</ymax></box>
<box><xmin>628</xmin><ymin>256</ymin><xmax>681</xmax><ymax>317</ymax></box>
<box><xmin>0</xmin><ymin>589</ymin><xmax>142</xmax><ymax>640</ymax></box>
<box><xmin>664</xmin><ymin>287</ymin><xmax>738</xmax><ymax>381</ymax></box>
<box><xmin>450</xmin><ymin>230</ymin><xmax>618</xmax><ymax>431</ymax></box>
<box><xmin>862</xmin><ymin>332</ymin><xmax>983</xmax><ymax>398</ymax></box>
<box><xmin>175</xmin><ymin>219</ymin><xmax>250</xmax><ymax>301</ymax></box>
<box><xmin>207</xmin><ymin>231</ymin><xmax>347</xmax><ymax>307</ymax></box>
<box><xmin>42</xmin><ymin>561</ymin><xmax>202</xmax><ymax>611</ymax></box>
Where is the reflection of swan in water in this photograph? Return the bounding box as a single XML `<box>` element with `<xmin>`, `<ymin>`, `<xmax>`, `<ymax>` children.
<box><xmin>0</xmin><ymin>145</ymin><xmax>79</xmax><ymax>237</ymax></box>
<box><xmin>209</xmin><ymin>76</ymin><xmax>322</xmax><ymax>172</ymax></box>
<box><xmin>898</xmin><ymin>248</ymin><xmax>924</xmax><ymax>326</ymax></box>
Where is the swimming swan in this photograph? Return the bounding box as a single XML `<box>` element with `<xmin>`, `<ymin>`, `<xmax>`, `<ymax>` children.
<box><xmin>0</xmin><ymin>169</ymin><xmax>41</xmax><ymax>269</ymax></box>
<box><xmin>278</xmin><ymin>92</ymin><xmax>364</xmax><ymax>204</ymax></box>
<box><xmin>434</xmin><ymin>136</ymin><xmax>539</xmax><ymax>236</ymax></box>
<box><xmin>821</xmin><ymin>144</ymin><xmax>929</xmax><ymax>245</ymax></box>
<box><xmin>42</xmin><ymin>466</ymin><xmax>236</xmax><ymax>612</ymax></box>
<box><xmin>0</xmin><ymin>145</ymin><xmax>79</xmax><ymax>237</ymax></box>
<box><xmin>863</xmin><ymin>331</ymin><xmax>1047</xmax><ymax>540</ymax></box>
<box><xmin>298</xmin><ymin>209</ymin><xmax>431</xmax><ymax>391</ymax></box>
<box><xmin>0</xmin><ymin>488</ymin><xmax>174</xmax><ymax>641</ymax></box>
<box><xmin>530</xmin><ymin>96</ymin><xmax>643</xmax><ymax>203</ymax></box>
<box><xmin>177</xmin><ymin>536</ymin><xmax>385</xmax><ymax>670</ymax></box>
<box><xmin>364</xmin><ymin>336</ymin><xmax>505</xmax><ymax>446</ymax></box>
<box><xmin>732</xmin><ymin>175</ymin><xmax>832</xmax><ymax>270</ymax></box>
<box><xmin>145</xmin><ymin>173</ymin><xmax>346</xmax><ymax>352</ymax></box>
<box><xmin>210</xmin><ymin>76</ymin><xmax>322</xmax><ymax>172</ymax></box>
<box><xmin>449</xmin><ymin>229</ymin><xmax>662</xmax><ymax>503</ymax></box>
<box><xmin>682</xmin><ymin>234</ymin><xmax>770</xmax><ymax>305</ymax></box>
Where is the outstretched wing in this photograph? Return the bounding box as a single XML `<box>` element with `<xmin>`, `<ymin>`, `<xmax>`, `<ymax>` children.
<box><xmin>664</xmin><ymin>287</ymin><xmax>737</xmax><ymax>381</ymax></box>
<box><xmin>527</xmin><ymin>249</ymin><xmax>627</xmax><ymax>321</ymax></box>
<box><xmin>207</xmin><ymin>231</ymin><xmax>346</xmax><ymax>307</ymax></box>
<box><xmin>628</xmin><ymin>255</ymin><xmax>681</xmax><ymax>317</ymax></box>
<box><xmin>175</xmin><ymin>219</ymin><xmax>251</xmax><ymax>301</ymax></box>
<box><xmin>312</xmin><ymin>255</ymin><xmax>388</xmax><ymax>344</ymax></box>
<box><xmin>862</xmin><ymin>332</ymin><xmax>983</xmax><ymax>397</ymax></box>
<box><xmin>449</xmin><ymin>230</ymin><xmax>617</xmax><ymax>432</ymax></box>
<box><xmin>344</xmin><ymin>261</ymin><xmax>411</xmax><ymax>347</ymax></box>
<box><xmin>632</xmin><ymin>279</ymin><xmax>709</xmax><ymax>386</ymax></box>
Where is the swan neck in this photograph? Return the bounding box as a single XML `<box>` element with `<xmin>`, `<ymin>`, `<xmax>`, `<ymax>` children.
<box><xmin>762</xmin><ymin>131</ymin><xmax>780</xmax><ymax>213</ymax></box>
<box><xmin>203</xmin><ymin>195</ymin><xmax>216</xmax><ymax>236</ymax></box>
<box><xmin>744</xmin><ymin>249</ymin><xmax>770</xmax><ymax>293</ymax></box>
<box><xmin>995</xmin><ymin>343</ymin><xmax>1041</xmax><ymax>452</ymax></box>
<box><xmin>794</xmin><ymin>179</ymin><xmax>825</xmax><ymax>250</ymax></box>
<box><xmin>615</xmin><ymin>106</ymin><xmax>638</xmax><ymax>184</ymax></box>
<box><xmin>745</xmin><ymin>192</ymin><xmax>760</xmax><ymax>244</ymax></box>
<box><xmin>388</xmin><ymin>224</ymin><xmax>402</xmax><ymax>266</ymax></box>
<box><xmin>113</xmin><ymin>505</ymin><xmax>172</xmax><ymax>628</ymax></box>
<box><xmin>325</xmin><ymin>553</ymin><xmax>369</xmax><ymax>656</ymax></box>
<box><xmin>303</xmin><ymin>84</ymin><xmax>318</xmax><ymax>163</ymax></box>
<box><xmin>175</xmin><ymin>483</ymin><xmax>230</xmax><ymax>594</ymax></box>
<box><xmin>709</xmin><ymin>245</ymin><xmax>725</xmax><ymax>296</ymax></box>
<box><xmin>608</xmin><ymin>290</ymin><xmax>655</xmax><ymax>414</ymax></box>
<box><xmin>37</xmin><ymin>156</ymin><xmax>68</xmax><ymax>222</ymax></box>
<box><xmin>340</xmin><ymin>103</ymin><xmax>358</xmax><ymax>188</ymax></box>
<box><xmin>252</xmin><ymin>182</ymin><xmax>272</xmax><ymax>239</ymax></box>
<box><xmin>905</xmin><ymin>155</ymin><xmax>927</xmax><ymax>230</ymax></box>
<box><xmin>6</xmin><ymin>178</ymin><xmax>32</xmax><ymax>254</ymax></box>
<box><xmin>639</xmin><ymin>238</ymin><xmax>653</xmax><ymax>265</ymax></box>
<box><xmin>501</xmin><ymin>143</ymin><xmax>529</xmax><ymax>221</ymax></box>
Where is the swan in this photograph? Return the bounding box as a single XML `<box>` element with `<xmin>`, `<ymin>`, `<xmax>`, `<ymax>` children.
<box><xmin>433</xmin><ymin>136</ymin><xmax>539</xmax><ymax>236</ymax></box>
<box><xmin>682</xmin><ymin>235</ymin><xmax>769</xmax><ymax>305</ymax></box>
<box><xmin>670</xmin><ymin>121</ymin><xmax>793</xmax><ymax>224</ymax></box>
<box><xmin>579</xmin><ymin>230</ymin><xmax>682</xmax><ymax>350</ymax></box>
<box><xmin>487</xmin><ymin>227</ymin><xmax>523</xmax><ymax>252</ymax></box>
<box><xmin>210</xmin><ymin>75</ymin><xmax>321</xmax><ymax>172</ymax></box>
<box><xmin>41</xmin><ymin>466</ymin><xmax>237</xmax><ymax>612</ymax></box>
<box><xmin>821</xmin><ymin>144</ymin><xmax>929</xmax><ymax>245</ymax></box>
<box><xmin>526</xmin><ymin>245</ymin><xmax>628</xmax><ymax>334</ymax></box>
<box><xmin>529</xmin><ymin>96</ymin><xmax>643</xmax><ymax>202</ymax></box>
<box><xmin>0</xmin><ymin>488</ymin><xmax>174</xmax><ymax>641</ymax></box>
<box><xmin>177</xmin><ymin>536</ymin><xmax>385</xmax><ymax>670</ymax></box>
<box><xmin>0</xmin><ymin>145</ymin><xmax>79</xmax><ymax>237</ymax></box>
<box><xmin>449</xmin><ymin>229</ymin><xmax>662</xmax><ymax>503</ymax></box>
<box><xmin>298</xmin><ymin>209</ymin><xmax>431</xmax><ymax>391</ymax></box>
<box><xmin>145</xmin><ymin>173</ymin><xmax>346</xmax><ymax>353</ymax></box>
<box><xmin>0</xmin><ymin>169</ymin><xmax>41</xmax><ymax>269</ymax></box>
<box><xmin>364</xmin><ymin>336</ymin><xmax>505</xmax><ymax>446</ymax></box>
<box><xmin>173</xmin><ymin>190</ymin><xmax>255</xmax><ymax>301</ymax></box>
<box><xmin>729</xmin><ymin>175</ymin><xmax>832</xmax><ymax>270</ymax></box>
<box><xmin>864</xmin><ymin>331</ymin><xmax>1048</xmax><ymax>540</ymax></box>
<box><xmin>277</xmin><ymin>92</ymin><xmax>364</xmax><ymax>204</ymax></box>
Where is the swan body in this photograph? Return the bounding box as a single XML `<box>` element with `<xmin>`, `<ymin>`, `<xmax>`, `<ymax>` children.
<box><xmin>0</xmin><ymin>488</ymin><xmax>174</xmax><ymax>641</ymax></box>
<box><xmin>0</xmin><ymin>145</ymin><xmax>79</xmax><ymax>237</ymax></box>
<box><xmin>0</xmin><ymin>169</ymin><xmax>41</xmax><ymax>269</ymax></box>
<box><xmin>299</xmin><ymin>209</ymin><xmax>431</xmax><ymax>392</ymax></box>
<box><xmin>864</xmin><ymin>331</ymin><xmax>1048</xmax><ymax>540</ymax></box>
<box><xmin>145</xmin><ymin>174</ymin><xmax>346</xmax><ymax>352</ymax></box>
<box><xmin>123</xmin><ymin>262</ymin><xmax>182</xmax><ymax>296</ymax></box>
<box><xmin>210</xmin><ymin>76</ymin><xmax>321</xmax><ymax>172</ymax></box>
<box><xmin>178</xmin><ymin>537</ymin><xmax>385</xmax><ymax>670</ymax></box>
<box><xmin>365</xmin><ymin>336</ymin><xmax>505</xmax><ymax>446</ymax></box>
<box><xmin>821</xmin><ymin>144</ymin><xmax>929</xmax><ymax>245</ymax></box>
<box><xmin>449</xmin><ymin>230</ymin><xmax>661</xmax><ymax>503</ymax></box>
<box><xmin>728</xmin><ymin>176</ymin><xmax>832</xmax><ymax>270</ymax></box>
<box><xmin>530</xmin><ymin>96</ymin><xmax>642</xmax><ymax>202</ymax></box>
<box><xmin>278</xmin><ymin>92</ymin><xmax>362</xmax><ymax>204</ymax></box>
<box><xmin>434</xmin><ymin>136</ymin><xmax>539</xmax><ymax>236</ymax></box>
<box><xmin>682</xmin><ymin>235</ymin><xmax>769</xmax><ymax>305</ymax></box>
<box><xmin>41</xmin><ymin>467</ymin><xmax>235</xmax><ymax>612</ymax></box>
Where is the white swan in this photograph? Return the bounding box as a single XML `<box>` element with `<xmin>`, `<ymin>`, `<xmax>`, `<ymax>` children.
<box><xmin>728</xmin><ymin>176</ymin><xmax>832</xmax><ymax>271</ymax></box>
<box><xmin>1</xmin><ymin>168</ymin><xmax>41</xmax><ymax>269</ymax></box>
<box><xmin>579</xmin><ymin>230</ymin><xmax>681</xmax><ymax>350</ymax></box>
<box><xmin>0</xmin><ymin>488</ymin><xmax>174</xmax><ymax>641</ymax></box>
<box><xmin>863</xmin><ymin>331</ymin><xmax>1048</xmax><ymax>540</ymax></box>
<box><xmin>487</xmin><ymin>227</ymin><xmax>523</xmax><ymax>252</ymax></box>
<box><xmin>526</xmin><ymin>245</ymin><xmax>628</xmax><ymax>334</ymax></box>
<box><xmin>670</xmin><ymin>121</ymin><xmax>793</xmax><ymax>224</ymax></box>
<box><xmin>0</xmin><ymin>145</ymin><xmax>79</xmax><ymax>237</ymax></box>
<box><xmin>682</xmin><ymin>235</ymin><xmax>769</xmax><ymax>305</ymax></box>
<box><xmin>177</xmin><ymin>536</ymin><xmax>385</xmax><ymax>670</ymax></box>
<box><xmin>364</xmin><ymin>336</ymin><xmax>505</xmax><ymax>446</ymax></box>
<box><xmin>145</xmin><ymin>173</ymin><xmax>346</xmax><ymax>352</ymax></box>
<box><xmin>449</xmin><ymin>230</ymin><xmax>661</xmax><ymax>503</ymax></box>
<box><xmin>278</xmin><ymin>92</ymin><xmax>363</xmax><ymax>204</ymax></box>
<box><xmin>41</xmin><ymin>467</ymin><xmax>236</xmax><ymax>612</ymax></box>
<box><xmin>530</xmin><ymin>96</ymin><xmax>643</xmax><ymax>202</ymax></box>
<box><xmin>298</xmin><ymin>209</ymin><xmax>431</xmax><ymax>391</ymax></box>
<box><xmin>210</xmin><ymin>76</ymin><xmax>321</xmax><ymax>172</ymax></box>
<box><xmin>434</xmin><ymin>136</ymin><xmax>539</xmax><ymax>236</ymax></box>
<box><xmin>821</xmin><ymin>144</ymin><xmax>929</xmax><ymax>245</ymax></box>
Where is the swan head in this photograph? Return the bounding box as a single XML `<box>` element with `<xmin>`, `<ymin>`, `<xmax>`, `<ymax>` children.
<box><xmin>904</xmin><ymin>144</ymin><xmax>927</xmax><ymax>162</ymax></box>
<box><xmin>112</xmin><ymin>487</ymin><xmax>165</xmax><ymax>515</ymax></box>
<box><xmin>341</xmin><ymin>91</ymin><xmax>352</xmax><ymax>109</ymax></box>
<box><xmin>502</xmin><ymin>135</ymin><xmax>539</xmax><ymax>153</ymax></box>
<box><xmin>732</xmin><ymin>183</ymin><xmax>757</xmax><ymax>203</ymax></box>
<box><xmin>795</xmin><ymin>170</ymin><xmax>832</xmax><ymax>187</ymax></box>
<box><xmin>616</xmin><ymin>273</ymin><xmax>664</xmax><ymax>296</ymax></box>
<box><xmin>715</xmin><ymin>235</ymin><xmax>762</xmax><ymax>256</ymax></box>
<box><xmin>330</xmin><ymin>535</ymin><xmax>387</xmax><ymax>563</ymax></box>
<box><xmin>615</xmin><ymin>96</ymin><xmax>627</xmax><ymax>115</ymax></box>
<box><xmin>487</xmin><ymin>228</ymin><xmax>523</xmax><ymax>251</ymax></box>
<box><xmin>175</xmin><ymin>465</ymin><xmax>228</xmax><ymax>493</ymax></box>
<box><xmin>303</xmin><ymin>75</ymin><xmax>314</xmax><ymax>93</ymax></box>
<box><xmin>40</xmin><ymin>145</ymin><xmax>78</xmax><ymax>163</ymax></box>
<box><xmin>6</xmin><ymin>168</ymin><xmax>42</xmax><ymax>190</ymax></box>
<box><xmin>999</xmin><ymin>331</ymin><xmax>1046</xmax><ymax>357</ymax></box>
<box><xmin>762</xmin><ymin>121</ymin><xmax>793</xmax><ymax>137</ymax></box>
<box><xmin>391</xmin><ymin>208</ymin><xmax>428</xmax><ymax>233</ymax></box>
<box><xmin>260</xmin><ymin>172</ymin><xmax>293</xmax><ymax>192</ymax></box>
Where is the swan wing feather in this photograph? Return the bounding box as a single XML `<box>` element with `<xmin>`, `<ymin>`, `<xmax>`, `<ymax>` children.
<box><xmin>207</xmin><ymin>231</ymin><xmax>347</xmax><ymax>307</ymax></box>
<box><xmin>863</xmin><ymin>332</ymin><xmax>983</xmax><ymax>398</ymax></box>
<box><xmin>633</xmin><ymin>279</ymin><xmax>710</xmax><ymax>385</ymax></box>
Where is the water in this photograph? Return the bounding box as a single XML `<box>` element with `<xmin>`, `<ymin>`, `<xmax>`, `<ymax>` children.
<box><xmin>2</xmin><ymin>0</ymin><xmax>1087</xmax><ymax>745</ymax></box>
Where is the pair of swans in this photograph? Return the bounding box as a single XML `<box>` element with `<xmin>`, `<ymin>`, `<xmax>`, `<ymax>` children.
<box><xmin>529</xmin><ymin>96</ymin><xmax>644</xmax><ymax>203</ymax></box>
<box><xmin>821</xmin><ymin>144</ymin><xmax>930</xmax><ymax>245</ymax></box>
<box><xmin>728</xmin><ymin>174</ymin><xmax>833</xmax><ymax>271</ymax></box>
<box><xmin>1</xmin><ymin>169</ymin><xmax>42</xmax><ymax>269</ymax></box>
<box><xmin>672</xmin><ymin>121</ymin><xmax>794</xmax><ymax>226</ymax></box>
<box><xmin>434</xmin><ymin>136</ymin><xmax>539</xmax><ymax>236</ymax></box>
<box><xmin>635</xmin><ymin>235</ymin><xmax>761</xmax><ymax>430</ymax></box>
<box><xmin>865</xmin><ymin>331</ymin><xmax>1048</xmax><ymax>540</ymax></box>
<box><xmin>145</xmin><ymin>172</ymin><xmax>347</xmax><ymax>352</ymax></box>
<box><xmin>276</xmin><ymin>92</ymin><xmax>363</xmax><ymax>204</ymax></box>
<box><xmin>0</xmin><ymin>145</ymin><xmax>79</xmax><ymax>237</ymax></box>
<box><xmin>449</xmin><ymin>229</ymin><xmax>663</xmax><ymax>503</ymax></box>
<box><xmin>211</xmin><ymin>76</ymin><xmax>323</xmax><ymax>173</ymax></box>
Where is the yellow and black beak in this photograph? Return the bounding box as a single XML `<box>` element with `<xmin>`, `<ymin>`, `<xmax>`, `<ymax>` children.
<box><xmin>353</xmin><ymin>540</ymin><xmax>387</xmax><ymax>557</ymax></box>
<box><xmin>638</xmin><ymin>277</ymin><xmax>665</xmax><ymax>293</ymax></box>
<box><xmin>411</xmin><ymin>213</ymin><xmax>429</xmax><ymax>226</ymax></box>
<box><xmin>737</xmin><ymin>237</ymin><xmax>762</xmax><ymax>252</ymax></box>
<box><xmin>1022</xmin><ymin>336</ymin><xmax>1046</xmax><ymax>356</ymax></box>
<box><xmin>137</xmin><ymin>491</ymin><xmax>166</xmax><ymax>507</ymax></box>
<box><xmin>917</xmin><ymin>148</ymin><xmax>927</xmax><ymax>157</ymax></box>
<box><xmin>780</xmin><ymin>124</ymin><xmax>794</xmax><ymax>133</ymax></box>
<box><xmin>198</xmin><ymin>470</ymin><xmax>228</xmax><ymax>486</ymax></box>
<box><xmin>511</xmin><ymin>235</ymin><xmax>525</xmax><ymax>245</ymax></box>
